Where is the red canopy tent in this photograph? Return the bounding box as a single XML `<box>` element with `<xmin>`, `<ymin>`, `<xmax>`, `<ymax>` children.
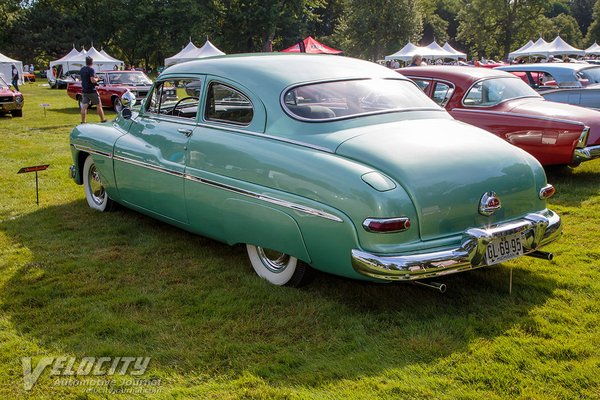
<box><xmin>281</xmin><ymin>36</ymin><xmax>342</xmax><ymax>54</ymax></box>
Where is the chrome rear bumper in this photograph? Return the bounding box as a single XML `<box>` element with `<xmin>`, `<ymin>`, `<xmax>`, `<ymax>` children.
<box><xmin>573</xmin><ymin>144</ymin><xmax>600</xmax><ymax>163</ymax></box>
<box><xmin>351</xmin><ymin>210</ymin><xmax>561</xmax><ymax>281</ymax></box>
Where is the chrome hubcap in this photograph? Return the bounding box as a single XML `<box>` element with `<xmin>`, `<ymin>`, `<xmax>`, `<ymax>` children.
<box><xmin>88</xmin><ymin>164</ymin><xmax>105</xmax><ymax>205</ymax></box>
<box><xmin>257</xmin><ymin>247</ymin><xmax>290</xmax><ymax>273</ymax></box>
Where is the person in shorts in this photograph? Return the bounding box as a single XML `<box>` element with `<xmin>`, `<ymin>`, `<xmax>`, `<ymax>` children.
<box><xmin>80</xmin><ymin>56</ymin><xmax>106</xmax><ymax>123</ymax></box>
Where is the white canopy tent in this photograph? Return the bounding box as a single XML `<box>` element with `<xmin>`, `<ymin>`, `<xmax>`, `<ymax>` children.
<box><xmin>585</xmin><ymin>42</ymin><xmax>600</xmax><ymax>56</ymax></box>
<box><xmin>0</xmin><ymin>52</ymin><xmax>23</xmax><ymax>85</ymax></box>
<box><xmin>49</xmin><ymin>46</ymin><xmax>123</xmax><ymax>78</ymax></box>
<box><xmin>385</xmin><ymin>41</ymin><xmax>458</xmax><ymax>61</ymax></box>
<box><xmin>543</xmin><ymin>36</ymin><xmax>585</xmax><ymax>57</ymax></box>
<box><xmin>164</xmin><ymin>41</ymin><xmax>198</xmax><ymax>67</ymax></box>
<box><xmin>512</xmin><ymin>36</ymin><xmax>584</xmax><ymax>58</ymax></box>
<box><xmin>165</xmin><ymin>39</ymin><xmax>225</xmax><ymax>66</ymax></box>
<box><xmin>508</xmin><ymin>40</ymin><xmax>534</xmax><ymax>59</ymax></box>
<box><xmin>442</xmin><ymin>42</ymin><xmax>467</xmax><ymax>59</ymax></box>
<box><xmin>384</xmin><ymin>42</ymin><xmax>420</xmax><ymax>61</ymax></box>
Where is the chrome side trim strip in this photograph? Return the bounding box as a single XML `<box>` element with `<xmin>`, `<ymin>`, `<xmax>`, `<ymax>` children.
<box><xmin>184</xmin><ymin>173</ymin><xmax>343</xmax><ymax>222</ymax></box>
<box><xmin>72</xmin><ymin>144</ymin><xmax>113</xmax><ymax>159</ymax></box>
<box><xmin>112</xmin><ymin>154</ymin><xmax>184</xmax><ymax>178</ymax></box>
<box><xmin>452</xmin><ymin>107</ymin><xmax>586</xmax><ymax>126</ymax></box>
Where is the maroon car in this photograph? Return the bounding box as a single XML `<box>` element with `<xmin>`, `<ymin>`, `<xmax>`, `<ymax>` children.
<box><xmin>0</xmin><ymin>74</ymin><xmax>24</xmax><ymax>117</ymax></box>
<box><xmin>67</xmin><ymin>70</ymin><xmax>153</xmax><ymax>112</ymax></box>
<box><xmin>398</xmin><ymin>66</ymin><xmax>600</xmax><ymax>166</ymax></box>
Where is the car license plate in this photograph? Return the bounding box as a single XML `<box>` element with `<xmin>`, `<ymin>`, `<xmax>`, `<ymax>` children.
<box><xmin>485</xmin><ymin>233</ymin><xmax>524</xmax><ymax>265</ymax></box>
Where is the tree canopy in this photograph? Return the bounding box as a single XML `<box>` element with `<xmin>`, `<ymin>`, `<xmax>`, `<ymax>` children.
<box><xmin>2</xmin><ymin>0</ymin><xmax>599</xmax><ymax>68</ymax></box>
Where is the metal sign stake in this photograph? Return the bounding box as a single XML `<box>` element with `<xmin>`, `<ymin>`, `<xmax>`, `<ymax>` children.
<box><xmin>17</xmin><ymin>164</ymin><xmax>49</xmax><ymax>205</ymax></box>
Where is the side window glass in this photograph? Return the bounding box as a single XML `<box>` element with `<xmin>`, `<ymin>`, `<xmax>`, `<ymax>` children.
<box><xmin>432</xmin><ymin>82</ymin><xmax>454</xmax><ymax>106</ymax></box>
<box><xmin>463</xmin><ymin>81</ymin><xmax>483</xmax><ymax>106</ymax></box>
<box><xmin>205</xmin><ymin>82</ymin><xmax>253</xmax><ymax>125</ymax></box>
<box><xmin>145</xmin><ymin>79</ymin><xmax>201</xmax><ymax>119</ymax></box>
<box><xmin>412</xmin><ymin>79</ymin><xmax>431</xmax><ymax>93</ymax></box>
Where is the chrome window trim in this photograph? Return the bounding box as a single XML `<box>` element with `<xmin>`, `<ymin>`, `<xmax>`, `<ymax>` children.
<box><xmin>451</xmin><ymin>108</ymin><xmax>586</xmax><ymax>127</ymax></box>
<box><xmin>280</xmin><ymin>78</ymin><xmax>443</xmax><ymax>123</ymax></box>
<box><xmin>204</xmin><ymin>80</ymin><xmax>254</xmax><ymax>126</ymax></box>
<box><xmin>461</xmin><ymin>76</ymin><xmax>541</xmax><ymax>108</ymax></box>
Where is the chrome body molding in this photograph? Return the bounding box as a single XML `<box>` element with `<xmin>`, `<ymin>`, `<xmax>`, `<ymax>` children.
<box><xmin>184</xmin><ymin>173</ymin><xmax>343</xmax><ymax>222</ymax></box>
<box><xmin>72</xmin><ymin>144</ymin><xmax>113</xmax><ymax>159</ymax></box>
<box><xmin>453</xmin><ymin>107</ymin><xmax>587</xmax><ymax>127</ymax></box>
<box><xmin>112</xmin><ymin>154</ymin><xmax>183</xmax><ymax>178</ymax></box>
<box><xmin>351</xmin><ymin>210</ymin><xmax>561</xmax><ymax>281</ymax></box>
<box><xmin>573</xmin><ymin>144</ymin><xmax>600</xmax><ymax>163</ymax></box>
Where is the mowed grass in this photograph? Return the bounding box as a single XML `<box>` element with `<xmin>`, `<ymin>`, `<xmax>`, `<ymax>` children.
<box><xmin>0</xmin><ymin>82</ymin><xmax>599</xmax><ymax>399</ymax></box>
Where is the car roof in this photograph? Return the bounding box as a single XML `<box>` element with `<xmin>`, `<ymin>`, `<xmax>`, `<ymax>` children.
<box><xmin>397</xmin><ymin>65</ymin><xmax>515</xmax><ymax>84</ymax></box>
<box><xmin>497</xmin><ymin>63</ymin><xmax>599</xmax><ymax>72</ymax></box>
<box><xmin>162</xmin><ymin>53</ymin><xmax>406</xmax><ymax>91</ymax></box>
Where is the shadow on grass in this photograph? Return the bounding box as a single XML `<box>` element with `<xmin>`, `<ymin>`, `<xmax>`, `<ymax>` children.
<box><xmin>0</xmin><ymin>200</ymin><xmax>557</xmax><ymax>387</ymax></box>
<box><xmin>545</xmin><ymin>166</ymin><xmax>600</xmax><ymax>207</ymax></box>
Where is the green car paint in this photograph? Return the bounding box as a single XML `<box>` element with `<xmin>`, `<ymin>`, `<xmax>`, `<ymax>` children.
<box><xmin>70</xmin><ymin>54</ymin><xmax>560</xmax><ymax>283</ymax></box>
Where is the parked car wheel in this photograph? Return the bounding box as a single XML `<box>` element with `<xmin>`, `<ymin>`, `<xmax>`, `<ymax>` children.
<box><xmin>246</xmin><ymin>244</ymin><xmax>314</xmax><ymax>287</ymax></box>
<box><xmin>11</xmin><ymin>110</ymin><xmax>22</xmax><ymax>117</ymax></box>
<box><xmin>83</xmin><ymin>155</ymin><xmax>113</xmax><ymax>212</ymax></box>
<box><xmin>112</xmin><ymin>97</ymin><xmax>123</xmax><ymax>113</ymax></box>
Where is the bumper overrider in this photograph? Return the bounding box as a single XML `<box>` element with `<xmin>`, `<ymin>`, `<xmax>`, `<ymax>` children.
<box><xmin>573</xmin><ymin>145</ymin><xmax>600</xmax><ymax>163</ymax></box>
<box><xmin>352</xmin><ymin>210</ymin><xmax>561</xmax><ymax>281</ymax></box>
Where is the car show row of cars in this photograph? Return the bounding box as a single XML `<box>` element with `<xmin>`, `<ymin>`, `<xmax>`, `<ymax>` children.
<box><xmin>5</xmin><ymin>53</ymin><xmax>597</xmax><ymax>288</ymax></box>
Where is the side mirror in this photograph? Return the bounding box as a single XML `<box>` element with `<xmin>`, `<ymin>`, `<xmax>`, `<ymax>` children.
<box><xmin>121</xmin><ymin>90</ymin><xmax>136</xmax><ymax>108</ymax></box>
<box><xmin>121</xmin><ymin>108</ymin><xmax>132</xmax><ymax>119</ymax></box>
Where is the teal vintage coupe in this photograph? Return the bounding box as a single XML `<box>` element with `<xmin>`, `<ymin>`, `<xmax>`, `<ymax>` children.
<box><xmin>69</xmin><ymin>54</ymin><xmax>561</xmax><ymax>287</ymax></box>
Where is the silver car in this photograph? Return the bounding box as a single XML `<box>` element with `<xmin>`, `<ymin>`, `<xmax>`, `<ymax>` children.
<box><xmin>497</xmin><ymin>63</ymin><xmax>600</xmax><ymax>109</ymax></box>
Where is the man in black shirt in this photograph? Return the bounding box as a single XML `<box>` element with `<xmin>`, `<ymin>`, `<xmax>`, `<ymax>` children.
<box><xmin>80</xmin><ymin>56</ymin><xmax>106</xmax><ymax>123</ymax></box>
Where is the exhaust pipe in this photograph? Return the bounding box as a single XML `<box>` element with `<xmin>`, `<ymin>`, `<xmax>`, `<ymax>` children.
<box><xmin>412</xmin><ymin>281</ymin><xmax>447</xmax><ymax>293</ymax></box>
<box><xmin>526</xmin><ymin>250</ymin><xmax>553</xmax><ymax>261</ymax></box>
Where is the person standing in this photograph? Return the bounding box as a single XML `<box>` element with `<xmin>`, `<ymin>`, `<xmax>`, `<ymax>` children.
<box><xmin>11</xmin><ymin>65</ymin><xmax>19</xmax><ymax>91</ymax></box>
<box><xmin>80</xmin><ymin>56</ymin><xmax>106</xmax><ymax>124</ymax></box>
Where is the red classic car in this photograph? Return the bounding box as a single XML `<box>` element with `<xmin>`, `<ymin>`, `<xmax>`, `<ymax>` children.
<box><xmin>67</xmin><ymin>70</ymin><xmax>153</xmax><ymax>111</ymax></box>
<box><xmin>0</xmin><ymin>74</ymin><xmax>24</xmax><ymax>117</ymax></box>
<box><xmin>398</xmin><ymin>66</ymin><xmax>600</xmax><ymax>166</ymax></box>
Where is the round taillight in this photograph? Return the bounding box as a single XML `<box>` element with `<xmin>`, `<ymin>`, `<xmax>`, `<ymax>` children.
<box><xmin>539</xmin><ymin>184</ymin><xmax>556</xmax><ymax>199</ymax></box>
<box><xmin>363</xmin><ymin>217</ymin><xmax>411</xmax><ymax>233</ymax></box>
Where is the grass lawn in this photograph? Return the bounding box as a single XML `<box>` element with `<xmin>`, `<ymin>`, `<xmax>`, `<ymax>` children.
<box><xmin>0</xmin><ymin>81</ymin><xmax>599</xmax><ymax>399</ymax></box>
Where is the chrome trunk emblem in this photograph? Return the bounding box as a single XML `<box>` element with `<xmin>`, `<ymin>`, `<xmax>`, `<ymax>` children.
<box><xmin>479</xmin><ymin>191</ymin><xmax>501</xmax><ymax>216</ymax></box>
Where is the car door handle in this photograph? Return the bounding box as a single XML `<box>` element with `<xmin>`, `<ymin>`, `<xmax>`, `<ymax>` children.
<box><xmin>178</xmin><ymin>128</ymin><xmax>193</xmax><ymax>137</ymax></box>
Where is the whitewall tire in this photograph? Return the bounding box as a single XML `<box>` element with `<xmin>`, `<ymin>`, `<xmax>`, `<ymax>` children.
<box><xmin>246</xmin><ymin>244</ymin><xmax>314</xmax><ymax>287</ymax></box>
<box><xmin>83</xmin><ymin>155</ymin><xmax>113</xmax><ymax>212</ymax></box>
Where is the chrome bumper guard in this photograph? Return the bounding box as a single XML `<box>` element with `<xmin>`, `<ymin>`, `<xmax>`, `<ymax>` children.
<box><xmin>573</xmin><ymin>144</ymin><xmax>600</xmax><ymax>163</ymax></box>
<box><xmin>351</xmin><ymin>210</ymin><xmax>561</xmax><ymax>281</ymax></box>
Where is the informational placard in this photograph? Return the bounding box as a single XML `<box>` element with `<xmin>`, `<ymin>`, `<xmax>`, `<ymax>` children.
<box><xmin>17</xmin><ymin>164</ymin><xmax>49</xmax><ymax>205</ymax></box>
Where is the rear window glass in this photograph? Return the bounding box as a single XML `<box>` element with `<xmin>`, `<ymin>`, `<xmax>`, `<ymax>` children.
<box><xmin>283</xmin><ymin>79</ymin><xmax>439</xmax><ymax>121</ymax></box>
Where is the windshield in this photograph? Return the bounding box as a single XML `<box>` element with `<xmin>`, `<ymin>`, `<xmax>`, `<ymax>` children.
<box><xmin>283</xmin><ymin>79</ymin><xmax>440</xmax><ymax>121</ymax></box>
<box><xmin>0</xmin><ymin>75</ymin><xmax>8</xmax><ymax>89</ymax></box>
<box><xmin>578</xmin><ymin>67</ymin><xmax>600</xmax><ymax>85</ymax></box>
<box><xmin>463</xmin><ymin>77</ymin><xmax>540</xmax><ymax>107</ymax></box>
<box><xmin>108</xmin><ymin>71</ymin><xmax>152</xmax><ymax>85</ymax></box>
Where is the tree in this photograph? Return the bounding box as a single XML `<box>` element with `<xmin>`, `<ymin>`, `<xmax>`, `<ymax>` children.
<box><xmin>570</xmin><ymin>0</ymin><xmax>595</xmax><ymax>36</ymax></box>
<box><xmin>457</xmin><ymin>0</ymin><xmax>548</xmax><ymax>59</ymax></box>
<box><xmin>542</xmin><ymin>13</ymin><xmax>583</xmax><ymax>47</ymax></box>
<box><xmin>586</xmin><ymin>0</ymin><xmax>600</xmax><ymax>45</ymax></box>
<box><xmin>334</xmin><ymin>0</ymin><xmax>422</xmax><ymax>60</ymax></box>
